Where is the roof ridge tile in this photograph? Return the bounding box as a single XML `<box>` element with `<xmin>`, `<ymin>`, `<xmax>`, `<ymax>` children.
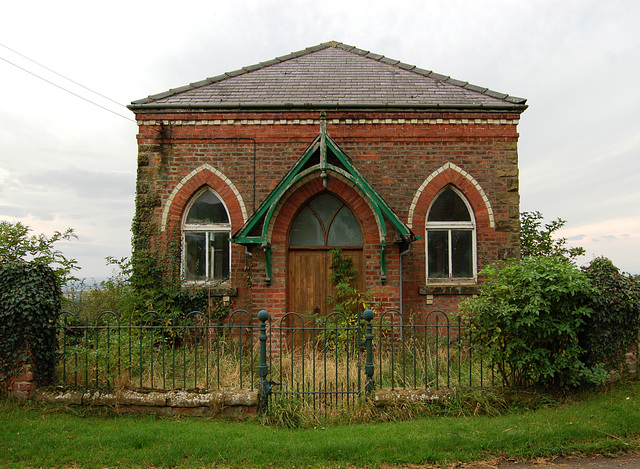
<box><xmin>396</xmin><ymin>62</ymin><xmax>416</xmax><ymax>71</ymax></box>
<box><xmin>225</xmin><ymin>69</ymin><xmax>246</xmax><ymax>78</ymax></box>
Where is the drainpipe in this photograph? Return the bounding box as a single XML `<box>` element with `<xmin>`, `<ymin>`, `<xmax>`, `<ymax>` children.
<box><xmin>399</xmin><ymin>243</ymin><xmax>411</xmax><ymax>337</ymax></box>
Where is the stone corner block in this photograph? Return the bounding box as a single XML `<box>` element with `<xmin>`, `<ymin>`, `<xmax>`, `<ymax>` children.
<box><xmin>119</xmin><ymin>390</ymin><xmax>167</xmax><ymax>407</ymax></box>
<box><xmin>222</xmin><ymin>388</ymin><xmax>258</xmax><ymax>406</ymax></box>
<box><xmin>34</xmin><ymin>388</ymin><xmax>83</xmax><ymax>405</ymax></box>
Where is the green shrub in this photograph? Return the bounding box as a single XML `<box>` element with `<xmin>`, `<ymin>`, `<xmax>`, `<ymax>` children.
<box><xmin>461</xmin><ymin>257</ymin><xmax>597</xmax><ymax>390</ymax></box>
<box><xmin>581</xmin><ymin>257</ymin><xmax>640</xmax><ymax>374</ymax></box>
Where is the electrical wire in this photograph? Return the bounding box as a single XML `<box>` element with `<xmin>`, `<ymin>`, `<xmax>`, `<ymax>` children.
<box><xmin>0</xmin><ymin>44</ymin><xmax>135</xmax><ymax>123</ymax></box>
<box><xmin>0</xmin><ymin>43</ymin><xmax>129</xmax><ymax>110</ymax></box>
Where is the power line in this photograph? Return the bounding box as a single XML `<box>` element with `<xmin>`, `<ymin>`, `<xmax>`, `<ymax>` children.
<box><xmin>0</xmin><ymin>43</ymin><xmax>129</xmax><ymax>110</ymax></box>
<box><xmin>0</xmin><ymin>45</ymin><xmax>135</xmax><ymax>123</ymax></box>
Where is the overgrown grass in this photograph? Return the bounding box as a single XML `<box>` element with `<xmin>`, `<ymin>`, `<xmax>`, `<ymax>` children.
<box><xmin>2</xmin><ymin>380</ymin><xmax>640</xmax><ymax>468</ymax></box>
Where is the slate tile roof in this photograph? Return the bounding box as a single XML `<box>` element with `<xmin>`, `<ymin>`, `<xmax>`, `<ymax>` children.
<box><xmin>129</xmin><ymin>42</ymin><xmax>526</xmax><ymax>110</ymax></box>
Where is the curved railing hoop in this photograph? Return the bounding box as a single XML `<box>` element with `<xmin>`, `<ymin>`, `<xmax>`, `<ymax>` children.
<box><xmin>183</xmin><ymin>310</ymin><xmax>208</xmax><ymax>325</ymax></box>
<box><xmin>97</xmin><ymin>310</ymin><xmax>120</xmax><ymax>326</ymax></box>
<box><xmin>378</xmin><ymin>309</ymin><xmax>402</xmax><ymax>325</ymax></box>
<box><xmin>56</xmin><ymin>311</ymin><xmax>79</xmax><ymax>325</ymax></box>
<box><xmin>140</xmin><ymin>310</ymin><xmax>162</xmax><ymax>325</ymax></box>
<box><xmin>321</xmin><ymin>311</ymin><xmax>349</xmax><ymax>326</ymax></box>
<box><xmin>227</xmin><ymin>309</ymin><xmax>253</xmax><ymax>326</ymax></box>
<box><xmin>279</xmin><ymin>311</ymin><xmax>305</xmax><ymax>328</ymax></box>
<box><xmin>424</xmin><ymin>309</ymin><xmax>450</xmax><ymax>326</ymax></box>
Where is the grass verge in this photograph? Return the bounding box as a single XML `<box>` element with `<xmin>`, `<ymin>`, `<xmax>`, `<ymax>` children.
<box><xmin>1</xmin><ymin>380</ymin><xmax>640</xmax><ymax>468</ymax></box>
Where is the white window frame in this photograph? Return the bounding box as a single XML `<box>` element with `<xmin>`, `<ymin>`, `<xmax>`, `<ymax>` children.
<box><xmin>425</xmin><ymin>186</ymin><xmax>477</xmax><ymax>282</ymax></box>
<box><xmin>182</xmin><ymin>188</ymin><xmax>232</xmax><ymax>283</ymax></box>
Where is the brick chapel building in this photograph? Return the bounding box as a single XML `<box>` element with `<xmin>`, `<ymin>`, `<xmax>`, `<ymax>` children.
<box><xmin>128</xmin><ymin>42</ymin><xmax>526</xmax><ymax>321</ymax></box>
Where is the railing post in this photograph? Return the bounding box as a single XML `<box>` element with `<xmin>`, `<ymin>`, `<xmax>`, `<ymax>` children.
<box><xmin>363</xmin><ymin>309</ymin><xmax>375</xmax><ymax>396</ymax></box>
<box><xmin>257</xmin><ymin>309</ymin><xmax>270</xmax><ymax>413</ymax></box>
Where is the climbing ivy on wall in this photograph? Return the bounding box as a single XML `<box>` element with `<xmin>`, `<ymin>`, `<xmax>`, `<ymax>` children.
<box><xmin>130</xmin><ymin>179</ymin><xmax>210</xmax><ymax>320</ymax></box>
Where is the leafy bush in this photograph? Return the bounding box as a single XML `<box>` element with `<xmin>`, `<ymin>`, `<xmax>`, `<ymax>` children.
<box><xmin>0</xmin><ymin>261</ymin><xmax>61</xmax><ymax>387</ymax></box>
<box><xmin>581</xmin><ymin>257</ymin><xmax>640</xmax><ymax>373</ymax></box>
<box><xmin>461</xmin><ymin>257</ymin><xmax>598</xmax><ymax>389</ymax></box>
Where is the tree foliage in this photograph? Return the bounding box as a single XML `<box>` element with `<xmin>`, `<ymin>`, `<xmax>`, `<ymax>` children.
<box><xmin>520</xmin><ymin>211</ymin><xmax>585</xmax><ymax>263</ymax></box>
<box><xmin>0</xmin><ymin>220</ymin><xmax>78</xmax><ymax>285</ymax></box>
<box><xmin>461</xmin><ymin>257</ymin><xmax>600</xmax><ymax>389</ymax></box>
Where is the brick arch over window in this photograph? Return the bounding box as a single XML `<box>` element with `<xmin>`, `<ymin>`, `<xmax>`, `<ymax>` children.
<box><xmin>407</xmin><ymin>162</ymin><xmax>494</xmax><ymax>232</ymax></box>
<box><xmin>270</xmin><ymin>175</ymin><xmax>380</xmax><ymax>248</ymax></box>
<box><xmin>161</xmin><ymin>164</ymin><xmax>247</xmax><ymax>232</ymax></box>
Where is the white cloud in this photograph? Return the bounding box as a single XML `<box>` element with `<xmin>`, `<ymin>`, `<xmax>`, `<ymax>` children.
<box><xmin>1</xmin><ymin>0</ymin><xmax>639</xmax><ymax>277</ymax></box>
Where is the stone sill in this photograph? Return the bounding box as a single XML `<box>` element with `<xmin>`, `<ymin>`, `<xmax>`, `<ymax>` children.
<box><xmin>419</xmin><ymin>284</ymin><xmax>479</xmax><ymax>296</ymax></box>
<box><xmin>181</xmin><ymin>284</ymin><xmax>239</xmax><ymax>297</ymax></box>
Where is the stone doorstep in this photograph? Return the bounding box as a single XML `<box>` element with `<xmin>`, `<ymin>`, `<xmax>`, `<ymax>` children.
<box><xmin>34</xmin><ymin>387</ymin><xmax>258</xmax><ymax>409</ymax></box>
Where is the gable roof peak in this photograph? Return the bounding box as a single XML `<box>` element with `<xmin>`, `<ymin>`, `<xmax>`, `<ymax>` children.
<box><xmin>129</xmin><ymin>42</ymin><xmax>527</xmax><ymax>110</ymax></box>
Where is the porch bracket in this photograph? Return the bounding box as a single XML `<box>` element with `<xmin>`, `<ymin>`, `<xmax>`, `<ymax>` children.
<box><xmin>262</xmin><ymin>243</ymin><xmax>272</xmax><ymax>285</ymax></box>
<box><xmin>380</xmin><ymin>243</ymin><xmax>387</xmax><ymax>284</ymax></box>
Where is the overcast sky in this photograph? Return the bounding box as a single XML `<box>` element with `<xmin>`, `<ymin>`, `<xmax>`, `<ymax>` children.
<box><xmin>1</xmin><ymin>0</ymin><xmax>639</xmax><ymax>279</ymax></box>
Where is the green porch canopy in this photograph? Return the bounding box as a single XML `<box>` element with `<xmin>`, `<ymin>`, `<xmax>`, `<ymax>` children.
<box><xmin>231</xmin><ymin>116</ymin><xmax>416</xmax><ymax>282</ymax></box>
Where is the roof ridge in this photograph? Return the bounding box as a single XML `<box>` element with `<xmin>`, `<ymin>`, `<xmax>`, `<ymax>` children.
<box><xmin>130</xmin><ymin>42</ymin><xmax>526</xmax><ymax>107</ymax></box>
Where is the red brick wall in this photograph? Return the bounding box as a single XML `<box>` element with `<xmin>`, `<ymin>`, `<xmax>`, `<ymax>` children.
<box><xmin>133</xmin><ymin>110</ymin><xmax>522</xmax><ymax>318</ymax></box>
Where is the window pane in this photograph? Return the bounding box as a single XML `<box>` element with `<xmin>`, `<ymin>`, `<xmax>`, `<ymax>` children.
<box><xmin>185</xmin><ymin>232</ymin><xmax>206</xmax><ymax>280</ymax></box>
<box><xmin>451</xmin><ymin>230</ymin><xmax>473</xmax><ymax>277</ymax></box>
<box><xmin>289</xmin><ymin>206</ymin><xmax>324</xmax><ymax>246</ymax></box>
<box><xmin>327</xmin><ymin>206</ymin><xmax>363</xmax><ymax>246</ymax></box>
<box><xmin>428</xmin><ymin>231</ymin><xmax>449</xmax><ymax>278</ymax></box>
<box><xmin>427</xmin><ymin>187</ymin><xmax>471</xmax><ymax>222</ymax></box>
<box><xmin>310</xmin><ymin>193</ymin><xmax>343</xmax><ymax>228</ymax></box>
<box><xmin>186</xmin><ymin>191</ymin><xmax>229</xmax><ymax>225</ymax></box>
<box><xmin>209</xmin><ymin>232</ymin><xmax>230</xmax><ymax>280</ymax></box>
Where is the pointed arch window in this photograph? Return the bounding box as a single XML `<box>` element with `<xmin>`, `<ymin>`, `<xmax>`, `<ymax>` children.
<box><xmin>426</xmin><ymin>186</ymin><xmax>476</xmax><ymax>279</ymax></box>
<box><xmin>289</xmin><ymin>193</ymin><xmax>363</xmax><ymax>247</ymax></box>
<box><xmin>182</xmin><ymin>188</ymin><xmax>230</xmax><ymax>281</ymax></box>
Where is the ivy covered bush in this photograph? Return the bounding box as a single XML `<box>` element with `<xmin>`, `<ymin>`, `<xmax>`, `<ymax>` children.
<box><xmin>581</xmin><ymin>257</ymin><xmax>640</xmax><ymax>374</ymax></box>
<box><xmin>0</xmin><ymin>261</ymin><xmax>61</xmax><ymax>388</ymax></box>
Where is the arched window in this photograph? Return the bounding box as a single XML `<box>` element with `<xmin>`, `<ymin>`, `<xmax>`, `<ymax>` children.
<box><xmin>182</xmin><ymin>188</ymin><xmax>230</xmax><ymax>281</ymax></box>
<box><xmin>289</xmin><ymin>193</ymin><xmax>363</xmax><ymax>247</ymax></box>
<box><xmin>426</xmin><ymin>186</ymin><xmax>476</xmax><ymax>279</ymax></box>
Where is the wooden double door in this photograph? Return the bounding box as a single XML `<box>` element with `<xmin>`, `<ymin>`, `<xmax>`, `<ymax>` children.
<box><xmin>287</xmin><ymin>248</ymin><xmax>364</xmax><ymax>318</ymax></box>
<box><xmin>286</xmin><ymin>193</ymin><xmax>364</xmax><ymax>321</ymax></box>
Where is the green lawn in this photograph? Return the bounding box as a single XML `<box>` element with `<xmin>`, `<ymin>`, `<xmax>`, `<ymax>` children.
<box><xmin>1</xmin><ymin>381</ymin><xmax>640</xmax><ymax>468</ymax></box>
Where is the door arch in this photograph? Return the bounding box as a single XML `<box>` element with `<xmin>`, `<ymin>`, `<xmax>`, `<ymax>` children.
<box><xmin>287</xmin><ymin>193</ymin><xmax>364</xmax><ymax>317</ymax></box>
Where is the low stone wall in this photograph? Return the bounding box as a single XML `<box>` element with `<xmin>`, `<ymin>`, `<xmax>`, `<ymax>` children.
<box><xmin>32</xmin><ymin>386</ymin><xmax>452</xmax><ymax>417</ymax></box>
<box><xmin>35</xmin><ymin>387</ymin><xmax>259</xmax><ymax>416</ymax></box>
<box><xmin>373</xmin><ymin>388</ymin><xmax>452</xmax><ymax>406</ymax></box>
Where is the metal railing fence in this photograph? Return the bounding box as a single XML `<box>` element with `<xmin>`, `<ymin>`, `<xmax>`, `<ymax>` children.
<box><xmin>55</xmin><ymin>309</ymin><xmax>495</xmax><ymax>408</ymax></box>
